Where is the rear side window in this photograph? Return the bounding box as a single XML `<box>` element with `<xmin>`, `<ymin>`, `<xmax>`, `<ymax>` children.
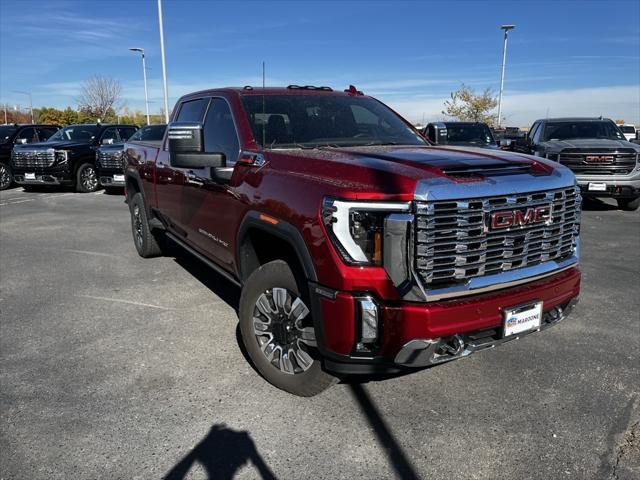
<box><xmin>203</xmin><ymin>98</ymin><xmax>240</xmax><ymax>165</ymax></box>
<box><xmin>176</xmin><ymin>98</ymin><xmax>210</xmax><ymax>122</ymax></box>
<box><xmin>117</xmin><ymin>127</ymin><xmax>137</xmax><ymax>141</ymax></box>
<box><xmin>129</xmin><ymin>125</ymin><xmax>166</xmax><ymax>142</ymax></box>
<box><xmin>37</xmin><ymin>127</ymin><xmax>58</xmax><ymax>141</ymax></box>
<box><xmin>16</xmin><ymin>127</ymin><xmax>37</xmax><ymax>144</ymax></box>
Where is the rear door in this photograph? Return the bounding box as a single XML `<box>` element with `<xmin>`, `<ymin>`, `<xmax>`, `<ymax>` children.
<box><xmin>155</xmin><ymin>97</ymin><xmax>210</xmax><ymax>236</ymax></box>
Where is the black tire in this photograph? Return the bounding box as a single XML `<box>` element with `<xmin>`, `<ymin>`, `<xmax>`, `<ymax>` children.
<box><xmin>0</xmin><ymin>162</ymin><xmax>12</xmax><ymax>190</ymax></box>
<box><xmin>239</xmin><ymin>260</ymin><xmax>337</xmax><ymax>397</ymax></box>
<box><xmin>617</xmin><ymin>197</ymin><xmax>640</xmax><ymax>211</ymax></box>
<box><xmin>75</xmin><ymin>163</ymin><xmax>100</xmax><ymax>193</ymax></box>
<box><xmin>129</xmin><ymin>192</ymin><xmax>163</xmax><ymax>258</ymax></box>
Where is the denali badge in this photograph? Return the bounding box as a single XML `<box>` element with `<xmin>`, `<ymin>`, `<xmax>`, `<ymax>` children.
<box><xmin>585</xmin><ymin>155</ymin><xmax>614</xmax><ymax>163</ymax></box>
<box><xmin>490</xmin><ymin>205</ymin><xmax>552</xmax><ymax>230</ymax></box>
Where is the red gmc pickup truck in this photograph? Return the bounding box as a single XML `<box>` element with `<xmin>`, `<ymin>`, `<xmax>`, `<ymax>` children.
<box><xmin>124</xmin><ymin>85</ymin><xmax>581</xmax><ymax>396</ymax></box>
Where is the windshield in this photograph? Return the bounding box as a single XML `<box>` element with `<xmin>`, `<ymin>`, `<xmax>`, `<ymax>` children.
<box><xmin>47</xmin><ymin>125</ymin><xmax>99</xmax><ymax>142</ymax></box>
<box><xmin>128</xmin><ymin>124</ymin><xmax>167</xmax><ymax>142</ymax></box>
<box><xmin>620</xmin><ymin>125</ymin><xmax>636</xmax><ymax>134</ymax></box>
<box><xmin>0</xmin><ymin>126</ymin><xmax>18</xmax><ymax>144</ymax></box>
<box><xmin>444</xmin><ymin>123</ymin><xmax>494</xmax><ymax>145</ymax></box>
<box><xmin>240</xmin><ymin>94</ymin><xmax>426</xmax><ymax>149</ymax></box>
<box><xmin>541</xmin><ymin>121</ymin><xmax>625</xmax><ymax>141</ymax></box>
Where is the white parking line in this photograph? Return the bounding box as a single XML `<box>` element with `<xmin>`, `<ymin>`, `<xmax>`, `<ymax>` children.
<box><xmin>63</xmin><ymin>249</ymin><xmax>121</xmax><ymax>259</ymax></box>
<box><xmin>0</xmin><ymin>199</ymin><xmax>36</xmax><ymax>206</ymax></box>
<box><xmin>75</xmin><ymin>294</ymin><xmax>174</xmax><ymax>311</ymax></box>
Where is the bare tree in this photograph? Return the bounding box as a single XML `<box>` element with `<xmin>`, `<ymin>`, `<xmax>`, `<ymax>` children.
<box><xmin>76</xmin><ymin>75</ymin><xmax>122</xmax><ymax>122</ymax></box>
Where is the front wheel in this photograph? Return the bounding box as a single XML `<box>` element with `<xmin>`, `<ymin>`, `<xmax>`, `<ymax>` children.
<box><xmin>76</xmin><ymin>163</ymin><xmax>99</xmax><ymax>193</ymax></box>
<box><xmin>239</xmin><ymin>260</ymin><xmax>337</xmax><ymax>396</ymax></box>
<box><xmin>617</xmin><ymin>197</ymin><xmax>640</xmax><ymax>211</ymax></box>
<box><xmin>0</xmin><ymin>163</ymin><xmax>13</xmax><ymax>190</ymax></box>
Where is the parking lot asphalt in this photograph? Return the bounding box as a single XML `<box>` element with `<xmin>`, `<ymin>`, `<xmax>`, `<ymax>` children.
<box><xmin>0</xmin><ymin>186</ymin><xmax>638</xmax><ymax>480</ymax></box>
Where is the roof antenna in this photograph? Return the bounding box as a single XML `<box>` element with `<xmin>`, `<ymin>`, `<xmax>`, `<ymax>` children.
<box><xmin>261</xmin><ymin>61</ymin><xmax>266</xmax><ymax>149</ymax></box>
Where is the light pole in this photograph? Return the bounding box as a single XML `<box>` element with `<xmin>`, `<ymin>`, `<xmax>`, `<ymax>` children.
<box><xmin>129</xmin><ymin>47</ymin><xmax>150</xmax><ymax>125</ymax></box>
<box><xmin>13</xmin><ymin>90</ymin><xmax>34</xmax><ymax>124</ymax></box>
<box><xmin>497</xmin><ymin>24</ymin><xmax>515</xmax><ymax>128</ymax></box>
<box><xmin>157</xmin><ymin>0</ymin><xmax>170</xmax><ymax>123</ymax></box>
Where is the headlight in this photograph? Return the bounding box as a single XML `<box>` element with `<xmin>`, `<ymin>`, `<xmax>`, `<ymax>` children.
<box><xmin>54</xmin><ymin>150</ymin><xmax>69</xmax><ymax>164</ymax></box>
<box><xmin>322</xmin><ymin>198</ymin><xmax>410</xmax><ymax>266</ymax></box>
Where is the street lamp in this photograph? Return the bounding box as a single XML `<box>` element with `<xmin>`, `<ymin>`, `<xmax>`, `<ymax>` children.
<box><xmin>157</xmin><ymin>0</ymin><xmax>170</xmax><ymax>123</ymax></box>
<box><xmin>129</xmin><ymin>47</ymin><xmax>150</xmax><ymax>125</ymax></box>
<box><xmin>13</xmin><ymin>90</ymin><xmax>34</xmax><ymax>124</ymax></box>
<box><xmin>497</xmin><ymin>24</ymin><xmax>515</xmax><ymax>128</ymax></box>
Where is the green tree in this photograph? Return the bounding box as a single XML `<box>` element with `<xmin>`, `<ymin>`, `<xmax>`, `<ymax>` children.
<box><xmin>37</xmin><ymin>107</ymin><xmax>65</xmax><ymax>125</ymax></box>
<box><xmin>442</xmin><ymin>84</ymin><xmax>498</xmax><ymax>126</ymax></box>
<box><xmin>61</xmin><ymin>107</ymin><xmax>79</xmax><ymax>125</ymax></box>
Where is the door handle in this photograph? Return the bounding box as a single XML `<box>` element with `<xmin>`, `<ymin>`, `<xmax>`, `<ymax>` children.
<box><xmin>186</xmin><ymin>171</ymin><xmax>204</xmax><ymax>185</ymax></box>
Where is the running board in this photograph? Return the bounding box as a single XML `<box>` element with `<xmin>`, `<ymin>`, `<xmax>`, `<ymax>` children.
<box><xmin>165</xmin><ymin>231</ymin><xmax>242</xmax><ymax>288</ymax></box>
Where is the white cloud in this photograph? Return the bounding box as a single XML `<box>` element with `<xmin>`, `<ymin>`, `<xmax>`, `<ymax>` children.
<box><xmin>383</xmin><ymin>85</ymin><xmax>640</xmax><ymax>126</ymax></box>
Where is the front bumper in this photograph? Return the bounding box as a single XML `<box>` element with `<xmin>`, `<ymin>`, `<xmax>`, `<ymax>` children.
<box><xmin>576</xmin><ymin>170</ymin><xmax>640</xmax><ymax>198</ymax></box>
<box><xmin>97</xmin><ymin>166</ymin><xmax>126</xmax><ymax>187</ymax></box>
<box><xmin>12</xmin><ymin>165</ymin><xmax>74</xmax><ymax>186</ymax></box>
<box><xmin>314</xmin><ymin>266</ymin><xmax>581</xmax><ymax>375</ymax></box>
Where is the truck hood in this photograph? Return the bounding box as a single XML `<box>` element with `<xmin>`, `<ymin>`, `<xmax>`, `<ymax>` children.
<box><xmin>267</xmin><ymin>145</ymin><xmax>567</xmax><ymax>200</ymax></box>
<box><xmin>541</xmin><ymin>138</ymin><xmax>640</xmax><ymax>152</ymax></box>
<box><xmin>96</xmin><ymin>143</ymin><xmax>125</xmax><ymax>154</ymax></box>
<box><xmin>14</xmin><ymin>140</ymin><xmax>94</xmax><ymax>151</ymax></box>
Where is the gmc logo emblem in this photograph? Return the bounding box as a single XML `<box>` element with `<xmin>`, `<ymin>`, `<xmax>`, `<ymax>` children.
<box><xmin>490</xmin><ymin>205</ymin><xmax>552</xmax><ymax>230</ymax></box>
<box><xmin>585</xmin><ymin>155</ymin><xmax>614</xmax><ymax>163</ymax></box>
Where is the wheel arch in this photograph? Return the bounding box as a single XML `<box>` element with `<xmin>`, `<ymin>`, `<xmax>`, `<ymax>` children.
<box><xmin>236</xmin><ymin>211</ymin><xmax>318</xmax><ymax>284</ymax></box>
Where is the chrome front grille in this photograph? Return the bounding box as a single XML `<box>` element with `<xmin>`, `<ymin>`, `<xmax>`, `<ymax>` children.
<box><xmin>97</xmin><ymin>151</ymin><xmax>125</xmax><ymax>170</ymax></box>
<box><xmin>415</xmin><ymin>186</ymin><xmax>581</xmax><ymax>288</ymax></box>
<box><xmin>12</xmin><ymin>150</ymin><xmax>55</xmax><ymax>168</ymax></box>
<box><xmin>558</xmin><ymin>151</ymin><xmax>637</xmax><ymax>175</ymax></box>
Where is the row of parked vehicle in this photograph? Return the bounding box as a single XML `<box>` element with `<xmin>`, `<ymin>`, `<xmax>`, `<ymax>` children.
<box><xmin>418</xmin><ymin>118</ymin><xmax>640</xmax><ymax>210</ymax></box>
<box><xmin>0</xmin><ymin>123</ymin><xmax>166</xmax><ymax>192</ymax></box>
<box><xmin>1</xmin><ymin>84</ymin><xmax>638</xmax><ymax>396</ymax></box>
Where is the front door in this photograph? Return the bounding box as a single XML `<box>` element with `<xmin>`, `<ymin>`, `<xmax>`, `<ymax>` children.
<box><xmin>179</xmin><ymin>97</ymin><xmax>241</xmax><ymax>271</ymax></box>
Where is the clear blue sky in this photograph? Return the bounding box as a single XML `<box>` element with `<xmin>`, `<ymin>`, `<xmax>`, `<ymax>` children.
<box><xmin>1</xmin><ymin>0</ymin><xmax>639</xmax><ymax>126</ymax></box>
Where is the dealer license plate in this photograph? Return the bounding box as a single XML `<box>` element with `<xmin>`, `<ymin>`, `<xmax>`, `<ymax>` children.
<box><xmin>588</xmin><ymin>182</ymin><xmax>607</xmax><ymax>192</ymax></box>
<box><xmin>113</xmin><ymin>174</ymin><xmax>125</xmax><ymax>182</ymax></box>
<box><xmin>25</xmin><ymin>173</ymin><xmax>36</xmax><ymax>180</ymax></box>
<box><xmin>503</xmin><ymin>301</ymin><xmax>543</xmax><ymax>337</ymax></box>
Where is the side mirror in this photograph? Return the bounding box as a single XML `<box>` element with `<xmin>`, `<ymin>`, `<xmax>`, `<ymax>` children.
<box><xmin>168</xmin><ymin>122</ymin><xmax>226</xmax><ymax>169</ymax></box>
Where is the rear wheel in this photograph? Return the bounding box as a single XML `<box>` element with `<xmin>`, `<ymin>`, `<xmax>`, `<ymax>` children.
<box><xmin>239</xmin><ymin>260</ymin><xmax>337</xmax><ymax>396</ymax></box>
<box><xmin>76</xmin><ymin>163</ymin><xmax>99</xmax><ymax>193</ymax></box>
<box><xmin>129</xmin><ymin>192</ymin><xmax>163</xmax><ymax>258</ymax></box>
<box><xmin>0</xmin><ymin>163</ymin><xmax>12</xmax><ymax>190</ymax></box>
<box><xmin>617</xmin><ymin>197</ymin><xmax>640</xmax><ymax>211</ymax></box>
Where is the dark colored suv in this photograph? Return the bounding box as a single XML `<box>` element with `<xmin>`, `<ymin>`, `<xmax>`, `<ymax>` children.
<box><xmin>96</xmin><ymin>124</ymin><xmax>165</xmax><ymax>191</ymax></box>
<box><xmin>12</xmin><ymin>124</ymin><xmax>138</xmax><ymax>192</ymax></box>
<box><xmin>0</xmin><ymin>124</ymin><xmax>59</xmax><ymax>190</ymax></box>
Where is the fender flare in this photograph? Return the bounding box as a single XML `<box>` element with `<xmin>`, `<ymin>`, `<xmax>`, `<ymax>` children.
<box><xmin>236</xmin><ymin>211</ymin><xmax>318</xmax><ymax>283</ymax></box>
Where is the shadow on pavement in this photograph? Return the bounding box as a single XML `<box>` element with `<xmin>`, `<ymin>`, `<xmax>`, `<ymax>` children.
<box><xmin>581</xmin><ymin>197</ymin><xmax>619</xmax><ymax>211</ymax></box>
<box><xmin>349</xmin><ymin>384</ymin><xmax>421</xmax><ymax>480</ymax></box>
<box><xmin>163</xmin><ymin>424</ymin><xmax>277</xmax><ymax>480</ymax></box>
<box><xmin>169</xmin><ymin>242</ymin><xmax>241</xmax><ymax>312</ymax></box>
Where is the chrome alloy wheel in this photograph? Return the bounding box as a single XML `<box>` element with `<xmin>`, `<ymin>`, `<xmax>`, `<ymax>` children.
<box><xmin>252</xmin><ymin>287</ymin><xmax>317</xmax><ymax>375</ymax></box>
<box><xmin>0</xmin><ymin>164</ymin><xmax>10</xmax><ymax>189</ymax></box>
<box><xmin>132</xmin><ymin>204</ymin><xmax>144</xmax><ymax>248</ymax></box>
<box><xmin>80</xmin><ymin>165</ymin><xmax>98</xmax><ymax>191</ymax></box>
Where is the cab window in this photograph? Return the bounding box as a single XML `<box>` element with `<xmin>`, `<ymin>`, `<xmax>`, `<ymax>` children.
<box><xmin>177</xmin><ymin>98</ymin><xmax>210</xmax><ymax>122</ymax></box>
<box><xmin>16</xmin><ymin>127</ymin><xmax>37</xmax><ymax>144</ymax></box>
<box><xmin>203</xmin><ymin>98</ymin><xmax>240</xmax><ymax>165</ymax></box>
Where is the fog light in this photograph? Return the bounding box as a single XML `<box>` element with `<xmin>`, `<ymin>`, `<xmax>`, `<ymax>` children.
<box><xmin>357</xmin><ymin>298</ymin><xmax>379</xmax><ymax>346</ymax></box>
